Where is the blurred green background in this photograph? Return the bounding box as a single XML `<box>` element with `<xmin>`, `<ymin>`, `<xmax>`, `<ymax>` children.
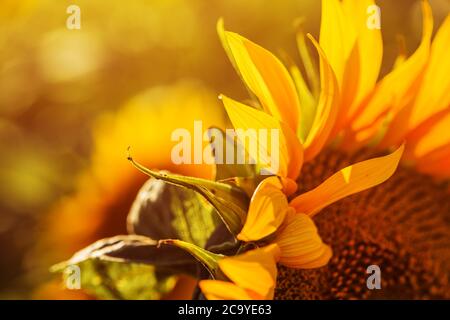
<box><xmin>0</xmin><ymin>0</ymin><xmax>448</xmax><ymax>299</ymax></box>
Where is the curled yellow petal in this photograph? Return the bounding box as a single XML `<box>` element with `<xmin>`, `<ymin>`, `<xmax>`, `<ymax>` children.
<box><xmin>199</xmin><ymin>280</ymin><xmax>257</xmax><ymax>300</ymax></box>
<box><xmin>296</xmin><ymin>30</ymin><xmax>320</xmax><ymax>98</ymax></box>
<box><xmin>288</xmin><ymin>57</ymin><xmax>316</xmax><ymax>143</ymax></box>
<box><xmin>222</xmin><ymin>30</ymin><xmax>300</xmax><ymax>132</ymax></box>
<box><xmin>218</xmin><ymin>244</ymin><xmax>279</xmax><ymax>299</ymax></box>
<box><xmin>275</xmin><ymin>212</ymin><xmax>332</xmax><ymax>269</ymax></box>
<box><xmin>304</xmin><ymin>34</ymin><xmax>339</xmax><ymax>161</ymax></box>
<box><xmin>292</xmin><ymin>30</ymin><xmax>320</xmax><ymax>143</ymax></box>
<box><xmin>279</xmin><ymin>177</ymin><xmax>298</xmax><ymax>197</ymax></box>
<box><xmin>237</xmin><ymin>177</ymin><xmax>289</xmax><ymax>242</ymax></box>
<box><xmin>290</xmin><ymin>145</ymin><xmax>404</xmax><ymax>217</ymax></box>
<box><xmin>222</xmin><ymin>95</ymin><xmax>303</xmax><ymax>179</ymax></box>
<box><xmin>217</xmin><ymin>19</ymin><xmax>241</xmax><ymax>83</ymax></box>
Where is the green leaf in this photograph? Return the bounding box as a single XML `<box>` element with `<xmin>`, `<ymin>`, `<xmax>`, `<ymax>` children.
<box><xmin>127</xmin><ymin>153</ymin><xmax>249</xmax><ymax>235</ymax></box>
<box><xmin>205</xmin><ymin>222</ymin><xmax>240</xmax><ymax>255</ymax></box>
<box><xmin>52</xmin><ymin>235</ymin><xmax>197</xmax><ymax>271</ymax></box>
<box><xmin>51</xmin><ymin>235</ymin><xmax>198</xmax><ymax>300</ymax></box>
<box><xmin>127</xmin><ymin>178</ymin><xmax>223</xmax><ymax>248</ymax></box>
<box><xmin>64</xmin><ymin>259</ymin><xmax>176</xmax><ymax>300</ymax></box>
<box><xmin>159</xmin><ymin>239</ymin><xmax>224</xmax><ymax>279</ymax></box>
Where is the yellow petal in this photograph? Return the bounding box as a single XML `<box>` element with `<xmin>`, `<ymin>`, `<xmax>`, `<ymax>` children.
<box><xmin>199</xmin><ymin>280</ymin><xmax>256</xmax><ymax>300</ymax></box>
<box><xmin>393</xmin><ymin>35</ymin><xmax>407</xmax><ymax>68</ymax></box>
<box><xmin>280</xmin><ymin>116</ymin><xmax>304</xmax><ymax>180</ymax></box>
<box><xmin>304</xmin><ymin>34</ymin><xmax>339</xmax><ymax>161</ymax></box>
<box><xmin>218</xmin><ymin>244</ymin><xmax>279</xmax><ymax>299</ymax></box>
<box><xmin>275</xmin><ymin>212</ymin><xmax>332</xmax><ymax>269</ymax></box>
<box><xmin>333</xmin><ymin>42</ymin><xmax>360</xmax><ymax>138</ymax></box>
<box><xmin>279</xmin><ymin>177</ymin><xmax>298</xmax><ymax>197</ymax></box>
<box><xmin>416</xmin><ymin>145</ymin><xmax>450</xmax><ymax>178</ymax></box>
<box><xmin>290</xmin><ymin>145</ymin><xmax>404</xmax><ymax>216</ymax></box>
<box><xmin>217</xmin><ymin>19</ymin><xmax>240</xmax><ymax>82</ymax></box>
<box><xmin>319</xmin><ymin>0</ymin><xmax>354</xmax><ymax>88</ymax></box>
<box><xmin>223</xmin><ymin>30</ymin><xmax>300</xmax><ymax>132</ymax></box>
<box><xmin>296</xmin><ymin>30</ymin><xmax>320</xmax><ymax>98</ymax></box>
<box><xmin>408</xmin><ymin>110</ymin><xmax>450</xmax><ymax>160</ymax></box>
<box><xmin>342</xmin><ymin>0</ymin><xmax>383</xmax><ymax>112</ymax></box>
<box><xmin>350</xmin><ymin>0</ymin><xmax>433</xmax><ymax>142</ymax></box>
<box><xmin>409</xmin><ymin>14</ymin><xmax>450</xmax><ymax>130</ymax></box>
<box><xmin>289</xmin><ymin>58</ymin><xmax>316</xmax><ymax>143</ymax></box>
<box><xmin>237</xmin><ymin>177</ymin><xmax>289</xmax><ymax>242</ymax></box>
<box><xmin>222</xmin><ymin>95</ymin><xmax>303</xmax><ymax>179</ymax></box>
<box><xmin>328</xmin><ymin>0</ymin><xmax>383</xmax><ymax>136</ymax></box>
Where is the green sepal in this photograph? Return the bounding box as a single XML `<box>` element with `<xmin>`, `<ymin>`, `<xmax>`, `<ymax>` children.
<box><xmin>159</xmin><ymin>239</ymin><xmax>225</xmax><ymax>279</ymax></box>
<box><xmin>128</xmin><ymin>151</ymin><xmax>248</xmax><ymax>236</ymax></box>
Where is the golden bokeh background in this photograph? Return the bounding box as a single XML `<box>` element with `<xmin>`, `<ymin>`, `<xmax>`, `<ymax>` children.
<box><xmin>0</xmin><ymin>0</ymin><xmax>448</xmax><ymax>299</ymax></box>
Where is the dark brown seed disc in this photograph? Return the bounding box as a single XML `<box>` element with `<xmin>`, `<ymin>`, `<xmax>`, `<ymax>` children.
<box><xmin>275</xmin><ymin>148</ymin><xmax>450</xmax><ymax>299</ymax></box>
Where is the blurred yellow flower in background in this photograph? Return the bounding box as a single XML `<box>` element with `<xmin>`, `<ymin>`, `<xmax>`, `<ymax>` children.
<box><xmin>30</xmin><ymin>81</ymin><xmax>226</xmax><ymax>299</ymax></box>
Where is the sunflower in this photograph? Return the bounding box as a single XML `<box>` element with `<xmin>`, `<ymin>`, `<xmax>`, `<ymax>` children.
<box><xmin>201</xmin><ymin>0</ymin><xmax>449</xmax><ymax>299</ymax></box>
<box><xmin>56</xmin><ymin>0</ymin><xmax>450</xmax><ymax>300</ymax></box>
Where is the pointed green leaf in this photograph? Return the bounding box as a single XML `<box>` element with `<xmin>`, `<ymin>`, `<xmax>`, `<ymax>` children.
<box><xmin>51</xmin><ymin>235</ymin><xmax>198</xmax><ymax>300</ymax></box>
<box><xmin>128</xmin><ymin>153</ymin><xmax>248</xmax><ymax>235</ymax></box>
<box><xmin>52</xmin><ymin>235</ymin><xmax>197</xmax><ymax>272</ymax></box>
<box><xmin>159</xmin><ymin>239</ymin><xmax>224</xmax><ymax>279</ymax></box>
